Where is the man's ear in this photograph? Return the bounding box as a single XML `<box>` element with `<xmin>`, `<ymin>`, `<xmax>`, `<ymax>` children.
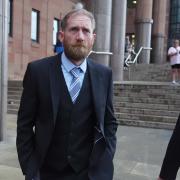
<box><xmin>93</xmin><ymin>33</ymin><xmax>96</xmax><ymax>39</ymax></box>
<box><xmin>59</xmin><ymin>31</ymin><xmax>64</xmax><ymax>43</ymax></box>
<box><xmin>92</xmin><ymin>33</ymin><xmax>96</xmax><ymax>44</ymax></box>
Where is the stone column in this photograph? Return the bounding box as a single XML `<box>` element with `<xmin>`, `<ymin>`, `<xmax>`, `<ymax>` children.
<box><xmin>110</xmin><ymin>0</ymin><xmax>127</xmax><ymax>81</ymax></box>
<box><xmin>152</xmin><ymin>0</ymin><xmax>167</xmax><ymax>64</ymax></box>
<box><xmin>0</xmin><ymin>0</ymin><xmax>8</xmax><ymax>141</ymax></box>
<box><xmin>135</xmin><ymin>0</ymin><xmax>153</xmax><ymax>64</ymax></box>
<box><xmin>85</xmin><ymin>0</ymin><xmax>112</xmax><ymax>66</ymax></box>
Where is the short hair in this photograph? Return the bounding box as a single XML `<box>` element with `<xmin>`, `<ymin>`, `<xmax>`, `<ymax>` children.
<box><xmin>61</xmin><ymin>9</ymin><xmax>96</xmax><ymax>31</ymax></box>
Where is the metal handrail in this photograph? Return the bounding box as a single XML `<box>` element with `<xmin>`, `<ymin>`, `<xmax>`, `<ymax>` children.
<box><xmin>89</xmin><ymin>50</ymin><xmax>113</xmax><ymax>56</ymax></box>
<box><xmin>125</xmin><ymin>47</ymin><xmax>152</xmax><ymax>67</ymax></box>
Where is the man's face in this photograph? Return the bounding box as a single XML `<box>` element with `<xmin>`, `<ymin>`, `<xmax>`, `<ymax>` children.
<box><xmin>60</xmin><ymin>14</ymin><xmax>96</xmax><ymax>62</ymax></box>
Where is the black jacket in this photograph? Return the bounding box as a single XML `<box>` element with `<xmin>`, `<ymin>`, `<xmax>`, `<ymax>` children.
<box><xmin>159</xmin><ymin>114</ymin><xmax>180</xmax><ymax>180</ymax></box>
<box><xmin>16</xmin><ymin>53</ymin><xmax>118</xmax><ymax>180</ymax></box>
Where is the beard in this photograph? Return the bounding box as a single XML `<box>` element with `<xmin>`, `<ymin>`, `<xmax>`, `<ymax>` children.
<box><xmin>63</xmin><ymin>41</ymin><xmax>92</xmax><ymax>61</ymax></box>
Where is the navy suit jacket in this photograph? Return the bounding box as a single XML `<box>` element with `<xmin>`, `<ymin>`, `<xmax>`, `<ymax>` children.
<box><xmin>159</xmin><ymin>114</ymin><xmax>180</xmax><ymax>180</ymax></box>
<box><xmin>16</xmin><ymin>53</ymin><xmax>118</xmax><ymax>180</ymax></box>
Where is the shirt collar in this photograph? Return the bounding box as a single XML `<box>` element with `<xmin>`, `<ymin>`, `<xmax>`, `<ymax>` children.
<box><xmin>61</xmin><ymin>52</ymin><xmax>87</xmax><ymax>73</ymax></box>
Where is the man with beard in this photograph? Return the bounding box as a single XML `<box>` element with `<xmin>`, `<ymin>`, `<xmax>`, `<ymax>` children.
<box><xmin>16</xmin><ymin>8</ymin><xmax>117</xmax><ymax>180</ymax></box>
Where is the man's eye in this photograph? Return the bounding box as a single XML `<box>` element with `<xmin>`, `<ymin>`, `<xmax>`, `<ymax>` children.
<box><xmin>83</xmin><ymin>29</ymin><xmax>90</xmax><ymax>34</ymax></box>
<box><xmin>70</xmin><ymin>27</ymin><xmax>79</xmax><ymax>32</ymax></box>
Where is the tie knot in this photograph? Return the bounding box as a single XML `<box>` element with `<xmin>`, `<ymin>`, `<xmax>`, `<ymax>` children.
<box><xmin>70</xmin><ymin>67</ymin><xmax>81</xmax><ymax>78</ymax></box>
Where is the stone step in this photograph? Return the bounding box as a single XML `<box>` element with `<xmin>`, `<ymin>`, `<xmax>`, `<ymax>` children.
<box><xmin>7</xmin><ymin>109</ymin><xmax>18</xmax><ymax>114</ymax></box>
<box><xmin>115</xmin><ymin>107</ymin><xmax>179</xmax><ymax>118</ymax></box>
<box><xmin>114</xmin><ymin>81</ymin><xmax>177</xmax><ymax>88</ymax></box>
<box><xmin>115</xmin><ymin>86</ymin><xmax>180</xmax><ymax>92</ymax></box>
<box><xmin>114</xmin><ymin>102</ymin><xmax>180</xmax><ymax>111</ymax></box>
<box><xmin>8</xmin><ymin>91</ymin><xmax>22</xmax><ymax>96</ymax></box>
<box><xmin>115</xmin><ymin>96</ymin><xmax>180</xmax><ymax>105</ymax></box>
<box><xmin>115</xmin><ymin>84</ymin><xmax>180</xmax><ymax>89</ymax></box>
<box><xmin>7</xmin><ymin>80</ymin><xmax>180</xmax><ymax>130</ymax></box>
<box><xmin>8</xmin><ymin>87</ymin><xmax>23</xmax><ymax>91</ymax></box>
<box><xmin>8</xmin><ymin>104</ymin><xmax>20</xmax><ymax>110</ymax></box>
<box><xmin>115</xmin><ymin>113</ymin><xmax>177</xmax><ymax>124</ymax></box>
<box><xmin>118</xmin><ymin>119</ymin><xmax>175</xmax><ymax>130</ymax></box>
<box><xmin>123</xmin><ymin>63</ymin><xmax>171</xmax><ymax>81</ymax></box>
<box><xmin>8</xmin><ymin>95</ymin><xmax>22</xmax><ymax>100</ymax></box>
<box><xmin>115</xmin><ymin>92</ymin><xmax>180</xmax><ymax>100</ymax></box>
<box><xmin>8</xmin><ymin>80</ymin><xmax>22</xmax><ymax>87</ymax></box>
<box><xmin>7</xmin><ymin>99</ymin><xmax>20</xmax><ymax>105</ymax></box>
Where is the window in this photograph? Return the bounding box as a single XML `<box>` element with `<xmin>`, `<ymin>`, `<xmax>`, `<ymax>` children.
<box><xmin>169</xmin><ymin>0</ymin><xmax>180</xmax><ymax>45</ymax></box>
<box><xmin>53</xmin><ymin>18</ymin><xmax>60</xmax><ymax>45</ymax></box>
<box><xmin>8</xmin><ymin>0</ymin><xmax>13</xmax><ymax>36</ymax></box>
<box><xmin>127</xmin><ymin>0</ymin><xmax>137</xmax><ymax>8</ymax></box>
<box><xmin>31</xmin><ymin>9</ymin><xmax>40</xmax><ymax>42</ymax></box>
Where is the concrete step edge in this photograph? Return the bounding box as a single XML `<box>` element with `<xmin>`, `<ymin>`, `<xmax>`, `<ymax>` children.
<box><xmin>118</xmin><ymin>119</ymin><xmax>175</xmax><ymax>130</ymax></box>
<box><xmin>115</xmin><ymin>108</ymin><xmax>179</xmax><ymax>117</ymax></box>
<box><xmin>115</xmin><ymin>113</ymin><xmax>177</xmax><ymax>123</ymax></box>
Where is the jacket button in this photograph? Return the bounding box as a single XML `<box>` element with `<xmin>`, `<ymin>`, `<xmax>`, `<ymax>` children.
<box><xmin>67</xmin><ymin>155</ymin><xmax>71</xmax><ymax>160</ymax></box>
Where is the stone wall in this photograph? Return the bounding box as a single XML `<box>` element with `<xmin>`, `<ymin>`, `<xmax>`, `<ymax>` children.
<box><xmin>8</xmin><ymin>0</ymin><xmax>75</xmax><ymax>80</ymax></box>
<box><xmin>124</xmin><ymin>63</ymin><xmax>172</xmax><ymax>82</ymax></box>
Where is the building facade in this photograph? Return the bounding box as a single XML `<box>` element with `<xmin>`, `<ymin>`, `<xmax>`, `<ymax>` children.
<box><xmin>126</xmin><ymin>0</ymin><xmax>170</xmax><ymax>64</ymax></box>
<box><xmin>8</xmin><ymin>0</ymin><xmax>78</xmax><ymax>79</ymax></box>
<box><xmin>7</xmin><ymin>0</ymin><xmax>180</xmax><ymax>80</ymax></box>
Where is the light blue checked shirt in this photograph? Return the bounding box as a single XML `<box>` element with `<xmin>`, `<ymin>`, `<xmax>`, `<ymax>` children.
<box><xmin>61</xmin><ymin>52</ymin><xmax>87</xmax><ymax>92</ymax></box>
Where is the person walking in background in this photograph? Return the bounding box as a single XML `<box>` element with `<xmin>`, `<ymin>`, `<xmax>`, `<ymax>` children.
<box><xmin>54</xmin><ymin>32</ymin><xmax>64</xmax><ymax>54</ymax></box>
<box><xmin>124</xmin><ymin>36</ymin><xmax>131</xmax><ymax>68</ymax></box>
<box><xmin>158</xmin><ymin>114</ymin><xmax>180</xmax><ymax>180</ymax></box>
<box><xmin>168</xmin><ymin>39</ymin><xmax>180</xmax><ymax>84</ymax></box>
<box><xmin>16</xmin><ymin>8</ymin><xmax>117</xmax><ymax>180</ymax></box>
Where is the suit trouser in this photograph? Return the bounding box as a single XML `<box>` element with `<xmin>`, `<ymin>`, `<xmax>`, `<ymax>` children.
<box><xmin>32</xmin><ymin>176</ymin><xmax>40</xmax><ymax>180</ymax></box>
<box><xmin>31</xmin><ymin>172</ymin><xmax>40</xmax><ymax>180</ymax></box>
<box><xmin>39</xmin><ymin>164</ymin><xmax>89</xmax><ymax>180</ymax></box>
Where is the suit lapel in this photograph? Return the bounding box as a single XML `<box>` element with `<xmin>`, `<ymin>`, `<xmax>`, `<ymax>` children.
<box><xmin>88</xmin><ymin>60</ymin><xmax>105</xmax><ymax>133</ymax></box>
<box><xmin>49</xmin><ymin>53</ymin><xmax>62</xmax><ymax>125</ymax></box>
<box><xmin>88</xmin><ymin>60</ymin><xmax>108</xmax><ymax>167</ymax></box>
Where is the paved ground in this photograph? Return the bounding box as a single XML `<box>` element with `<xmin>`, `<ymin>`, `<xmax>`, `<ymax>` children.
<box><xmin>0</xmin><ymin>114</ymin><xmax>180</xmax><ymax>180</ymax></box>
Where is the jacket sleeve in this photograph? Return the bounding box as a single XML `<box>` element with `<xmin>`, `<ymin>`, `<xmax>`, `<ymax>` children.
<box><xmin>159</xmin><ymin>114</ymin><xmax>180</xmax><ymax>180</ymax></box>
<box><xmin>104</xmin><ymin>70</ymin><xmax>118</xmax><ymax>158</ymax></box>
<box><xmin>16</xmin><ymin>63</ymin><xmax>38</xmax><ymax>175</ymax></box>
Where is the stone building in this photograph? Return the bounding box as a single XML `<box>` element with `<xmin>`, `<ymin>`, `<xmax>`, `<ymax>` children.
<box><xmin>8</xmin><ymin>0</ymin><xmax>79</xmax><ymax>80</ymax></box>
<box><xmin>6</xmin><ymin>0</ymin><xmax>126</xmax><ymax>81</ymax></box>
<box><xmin>126</xmin><ymin>0</ymin><xmax>170</xmax><ymax>64</ymax></box>
<box><xmin>6</xmin><ymin>0</ymin><xmax>180</xmax><ymax>80</ymax></box>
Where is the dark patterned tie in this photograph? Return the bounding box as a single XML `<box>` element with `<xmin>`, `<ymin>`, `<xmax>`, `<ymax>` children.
<box><xmin>69</xmin><ymin>67</ymin><xmax>81</xmax><ymax>103</ymax></box>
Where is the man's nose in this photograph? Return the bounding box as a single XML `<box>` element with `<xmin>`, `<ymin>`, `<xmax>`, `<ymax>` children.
<box><xmin>76</xmin><ymin>30</ymin><xmax>85</xmax><ymax>41</ymax></box>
